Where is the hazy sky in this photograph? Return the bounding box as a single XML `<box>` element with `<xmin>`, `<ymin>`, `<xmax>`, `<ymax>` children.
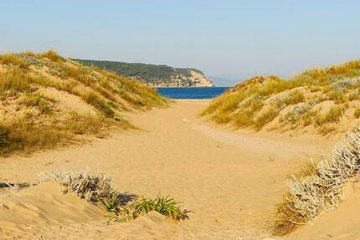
<box><xmin>1</xmin><ymin>0</ymin><xmax>359</xmax><ymax>86</ymax></box>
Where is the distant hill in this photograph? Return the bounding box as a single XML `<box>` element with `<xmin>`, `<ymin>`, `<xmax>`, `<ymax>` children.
<box><xmin>75</xmin><ymin>59</ymin><xmax>214</xmax><ymax>87</ymax></box>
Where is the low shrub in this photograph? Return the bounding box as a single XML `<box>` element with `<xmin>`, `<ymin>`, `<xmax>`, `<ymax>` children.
<box><xmin>273</xmin><ymin>128</ymin><xmax>360</xmax><ymax>235</ymax></box>
<box><xmin>40</xmin><ymin>171</ymin><xmax>189</xmax><ymax>222</ymax></box>
<box><xmin>284</xmin><ymin>103</ymin><xmax>312</xmax><ymax>123</ymax></box>
<box><xmin>40</xmin><ymin>171</ymin><xmax>118</xmax><ymax>203</ymax></box>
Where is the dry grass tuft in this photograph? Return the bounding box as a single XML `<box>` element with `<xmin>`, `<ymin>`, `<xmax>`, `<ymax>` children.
<box><xmin>315</xmin><ymin>106</ymin><xmax>344</xmax><ymax>126</ymax></box>
<box><xmin>0</xmin><ymin>53</ymin><xmax>30</xmax><ymax>69</ymax></box>
<box><xmin>0</xmin><ymin>114</ymin><xmax>115</xmax><ymax>154</ymax></box>
<box><xmin>354</xmin><ymin>107</ymin><xmax>360</xmax><ymax>118</ymax></box>
<box><xmin>255</xmin><ymin>107</ymin><xmax>280</xmax><ymax>129</ymax></box>
<box><xmin>0</xmin><ymin>125</ymin><xmax>10</xmax><ymax>148</ymax></box>
<box><xmin>318</xmin><ymin>125</ymin><xmax>337</xmax><ymax>135</ymax></box>
<box><xmin>21</xmin><ymin>93</ymin><xmax>53</xmax><ymax>114</ymax></box>
<box><xmin>41</xmin><ymin>50</ymin><xmax>64</xmax><ymax>62</ymax></box>
<box><xmin>0</xmin><ymin>68</ymin><xmax>31</xmax><ymax>92</ymax></box>
<box><xmin>83</xmin><ymin>91</ymin><xmax>115</xmax><ymax>118</ymax></box>
<box><xmin>273</xmin><ymin>128</ymin><xmax>360</xmax><ymax>236</ymax></box>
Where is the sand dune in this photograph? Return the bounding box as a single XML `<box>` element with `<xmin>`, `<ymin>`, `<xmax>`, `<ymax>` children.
<box><xmin>0</xmin><ymin>100</ymin><xmax>357</xmax><ymax>239</ymax></box>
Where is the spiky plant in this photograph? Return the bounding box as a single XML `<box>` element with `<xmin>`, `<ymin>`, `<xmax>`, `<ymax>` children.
<box><xmin>127</xmin><ymin>196</ymin><xmax>189</xmax><ymax>221</ymax></box>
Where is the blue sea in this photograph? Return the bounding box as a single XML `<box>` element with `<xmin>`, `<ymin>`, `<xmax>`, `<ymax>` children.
<box><xmin>156</xmin><ymin>87</ymin><xmax>229</xmax><ymax>99</ymax></box>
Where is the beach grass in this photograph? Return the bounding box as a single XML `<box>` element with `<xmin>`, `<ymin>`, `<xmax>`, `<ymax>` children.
<box><xmin>0</xmin><ymin>50</ymin><xmax>167</xmax><ymax>155</ymax></box>
<box><xmin>202</xmin><ymin>60</ymin><xmax>360</xmax><ymax>134</ymax></box>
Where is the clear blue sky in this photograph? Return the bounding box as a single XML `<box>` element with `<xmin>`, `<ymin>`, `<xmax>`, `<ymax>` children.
<box><xmin>1</xmin><ymin>0</ymin><xmax>359</xmax><ymax>86</ymax></box>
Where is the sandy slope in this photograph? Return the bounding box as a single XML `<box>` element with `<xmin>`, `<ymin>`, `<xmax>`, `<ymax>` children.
<box><xmin>0</xmin><ymin>100</ymin><xmax>355</xmax><ymax>240</ymax></box>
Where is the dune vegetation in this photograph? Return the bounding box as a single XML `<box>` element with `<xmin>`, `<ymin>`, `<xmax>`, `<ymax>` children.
<box><xmin>202</xmin><ymin>60</ymin><xmax>360</xmax><ymax>135</ymax></box>
<box><xmin>39</xmin><ymin>170</ymin><xmax>189</xmax><ymax>222</ymax></box>
<box><xmin>0</xmin><ymin>50</ymin><xmax>167</xmax><ymax>154</ymax></box>
<box><xmin>273</xmin><ymin>127</ymin><xmax>360</xmax><ymax>236</ymax></box>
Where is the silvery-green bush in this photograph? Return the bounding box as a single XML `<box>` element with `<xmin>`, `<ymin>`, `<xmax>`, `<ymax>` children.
<box><xmin>39</xmin><ymin>170</ymin><xmax>117</xmax><ymax>203</ymax></box>
<box><xmin>285</xmin><ymin>128</ymin><xmax>360</xmax><ymax>223</ymax></box>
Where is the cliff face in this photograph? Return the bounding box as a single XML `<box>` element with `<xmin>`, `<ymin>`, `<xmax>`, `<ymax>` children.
<box><xmin>145</xmin><ymin>69</ymin><xmax>214</xmax><ymax>87</ymax></box>
<box><xmin>76</xmin><ymin>59</ymin><xmax>214</xmax><ymax>87</ymax></box>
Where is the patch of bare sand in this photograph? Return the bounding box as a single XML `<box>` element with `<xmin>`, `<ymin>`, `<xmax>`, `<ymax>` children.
<box><xmin>37</xmin><ymin>87</ymin><xmax>97</xmax><ymax>117</ymax></box>
<box><xmin>0</xmin><ymin>100</ymin><xmax>349</xmax><ymax>239</ymax></box>
<box><xmin>0</xmin><ymin>182</ymin><xmax>106</xmax><ymax>239</ymax></box>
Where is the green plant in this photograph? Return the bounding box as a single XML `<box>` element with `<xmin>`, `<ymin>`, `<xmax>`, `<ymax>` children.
<box><xmin>103</xmin><ymin>195</ymin><xmax>121</xmax><ymax>216</ymax></box>
<box><xmin>127</xmin><ymin>196</ymin><xmax>189</xmax><ymax>221</ymax></box>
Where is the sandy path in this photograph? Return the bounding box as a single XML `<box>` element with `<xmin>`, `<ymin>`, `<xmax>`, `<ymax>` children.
<box><xmin>0</xmin><ymin>100</ymin><xmax>337</xmax><ymax>239</ymax></box>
